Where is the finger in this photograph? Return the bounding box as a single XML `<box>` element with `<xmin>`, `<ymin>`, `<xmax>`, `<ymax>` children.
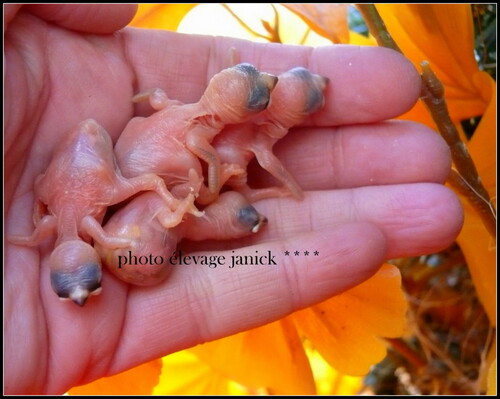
<box><xmin>248</xmin><ymin>120</ymin><xmax>451</xmax><ymax>190</ymax></box>
<box><xmin>186</xmin><ymin>183</ymin><xmax>463</xmax><ymax>259</ymax></box>
<box><xmin>125</xmin><ymin>30</ymin><xmax>420</xmax><ymax>124</ymax></box>
<box><xmin>109</xmin><ymin>222</ymin><xmax>387</xmax><ymax>370</ymax></box>
<box><xmin>24</xmin><ymin>4</ymin><xmax>137</xmax><ymax>34</ymax></box>
<box><xmin>259</xmin><ymin>184</ymin><xmax>463</xmax><ymax>259</ymax></box>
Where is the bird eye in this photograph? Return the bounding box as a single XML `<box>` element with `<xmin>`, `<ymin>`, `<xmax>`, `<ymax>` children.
<box><xmin>237</xmin><ymin>205</ymin><xmax>266</xmax><ymax>231</ymax></box>
<box><xmin>289</xmin><ymin>67</ymin><xmax>328</xmax><ymax>113</ymax></box>
<box><xmin>234</xmin><ymin>63</ymin><xmax>277</xmax><ymax>111</ymax></box>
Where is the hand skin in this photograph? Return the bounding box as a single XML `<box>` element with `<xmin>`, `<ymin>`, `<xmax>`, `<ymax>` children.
<box><xmin>4</xmin><ymin>4</ymin><xmax>464</xmax><ymax>395</ymax></box>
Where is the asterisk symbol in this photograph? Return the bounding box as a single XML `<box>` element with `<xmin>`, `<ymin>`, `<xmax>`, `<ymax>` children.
<box><xmin>304</xmin><ymin>250</ymin><xmax>309</xmax><ymax>256</ymax></box>
<box><xmin>314</xmin><ymin>251</ymin><xmax>319</xmax><ymax>256</ymax></box>
<box><xmin>284</xmin><ymin>250</ymin><xmax>290</xmax><ymax>256</ymax></box>
<box><xmin>294</xmin><ymin>250</ymin><xmax>300</xmax><ymax>256</ymax></box>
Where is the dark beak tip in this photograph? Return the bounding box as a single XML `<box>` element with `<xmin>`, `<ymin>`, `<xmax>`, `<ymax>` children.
<box><xmin>270</xmin><ymin>75</ymin><xmax>278</xmax><ymax>89</ymax></box>
<box><xmin>72</xmin><ymin>296</ymin><xmax>88</xmax><ymax>307</ymax></box>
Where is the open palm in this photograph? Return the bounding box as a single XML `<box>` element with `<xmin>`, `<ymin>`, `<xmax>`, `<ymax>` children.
<box><xmin>5</xmin><ymin>5</ymin><xmax>463</xmax><ymax>394</ymax></box>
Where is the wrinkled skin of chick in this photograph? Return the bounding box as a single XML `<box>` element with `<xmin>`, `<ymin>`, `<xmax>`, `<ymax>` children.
<box><xmin>115</xmin><ymin>63</ymin><xmax>278</xmax><ymax>202</ymax></box>
<box><xmin>212</xmin><ymin>67</ymin><xmax>329</xmax><ymax>202</ymax></box>
<box><xmin>96</xmin><ymin>191</ymin><xmax>267</xmax><ymax>286</ymax></box>
<box><xmin>9</xmin><ymin>119</ymin><xmax>185</xmax><ymax>306</ymax></box>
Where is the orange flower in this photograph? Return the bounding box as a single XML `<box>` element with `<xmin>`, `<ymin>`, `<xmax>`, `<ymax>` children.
<box><xmin>154</xmin><ymin>350</ymin><xmax>249</xmax><ymax>395</ymax></box>
<box><xmin>189</xmin><ymin>317</ymin><xmax>316</xmax><ymax>394</ymax></box>
<box><xmin>291</xmin><ymin>264</ymin><xmax>407</xmax><ymax>376</ymax></box>
<box><xmin>377</xmin><ymin>4</ymin><xmax>496</xmax><ymax>326</ymax></box>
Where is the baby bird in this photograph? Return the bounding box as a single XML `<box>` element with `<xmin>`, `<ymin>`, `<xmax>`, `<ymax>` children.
<box><xmin>96</xmin><ymin>191</ymin><xmax>267</xmax><ymax>286</ymax></box>
<box><xmin>9</xmin><ymin>119</ymin><xmax>193</xmax><ymax>306</ymax></box>
<box><xmin>115</xmin><ymin>63</ymin><xmax>278</xmax><ymax>202</ymax></box>
<box><xmin>211</xmin><ymin>67</ymin><xmax>329</xmax><ymax>203</ymax></box>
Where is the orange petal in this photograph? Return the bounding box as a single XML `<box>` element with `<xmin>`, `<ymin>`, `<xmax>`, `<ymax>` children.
<box><xmin>67</xmin><ymin>359</ymin><xmax>162</xmax><ymax>395</ymax></box>
<box><xmin>129</xmin><ymin>4</ymin><xmax>198</xmax><ymax>31</ymax></box>
<box><xmin>376</xmin><ymin>4</ymin><xmax>488</xmax><ymax>121</ymax></box>
<box><xmin>189</xmin><ymin>318</ymin><xmax>316</xmax><ymax>394</ymax></box>
<box><xmin>377</xmin><ymin>5</ymin><xmax>476</xmax><ymax>86</ymax></box>
<box><xmin>397</xmin><ymin>100</ymin><xmax>437</xmax><ymax>131</ymax></box>
<box><xmin>306</xmin><ymin>345</ymin><xmax>364</xmax><ymax>395</ymax></box>
<box><xmin>293</xmin><ymin>264</ymin><xmax>407</xmax><ymax>375</ymax></box>
<box><xmin>154</xmin><ymin>351</ymin><xmax>247</xmax><ymax>395</ymax></box>
<box><xmin>487</xmin><ymin>358</ymin><xmax>497</xmax><ymax>395</ymax></box>
<box><xmin>283</xmin><ymin>4</ymin><xmax>350</xmax><ymax>43</ymax></box>
<box><xmin>349</xmin><ymin>31</ymin><xmax>377</xmax><ymax>46</ymax></box>
<box><xmin>455</xmin><ymin>76</ymin><xmax>496</xmax><ymax>325</ymax></box>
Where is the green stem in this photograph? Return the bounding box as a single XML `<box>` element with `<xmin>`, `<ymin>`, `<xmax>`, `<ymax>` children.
<box><xmin>420</xmin><ymin>62</ymin><xmax>496</xmax><ymax>238</ymax></box>
<box><xmin>356</xmin><ymin>4</ymin><xmax>401</xmax><ymax>52</ymax></box>
<box><xmin>448</xmin><ymin>169</ymin><xmax>496</xmax><ymax>238</ymax></box>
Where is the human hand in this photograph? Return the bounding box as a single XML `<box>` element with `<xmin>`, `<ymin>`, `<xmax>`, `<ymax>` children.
<box><xmin>4</xmin><ymin>4</ymin><xmax>463</xmax><ymax>394</ymax></box>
